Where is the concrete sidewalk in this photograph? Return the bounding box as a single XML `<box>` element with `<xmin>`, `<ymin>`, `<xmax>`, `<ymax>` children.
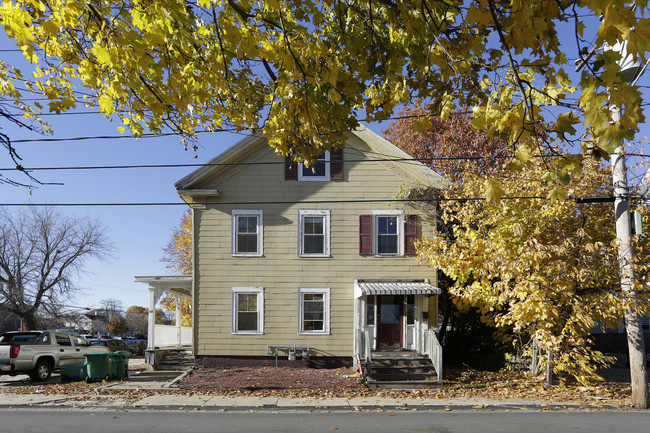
<box><xmin>0</xmin><ymin>370</ymin><xmax>615</xmax><ymax>411</ymax></box>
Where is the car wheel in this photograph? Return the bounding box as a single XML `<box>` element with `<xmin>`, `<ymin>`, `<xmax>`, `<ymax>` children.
<box><xmin>30</xmin><ymin>360</ymin><xmax>53</xmax><ymax>382</ymax></box>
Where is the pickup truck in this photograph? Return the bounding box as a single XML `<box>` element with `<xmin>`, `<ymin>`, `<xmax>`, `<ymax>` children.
<box><xmin>0</xmin><ymin>331</ymin><xmax>108</xmax><ymax>382</ymax></box>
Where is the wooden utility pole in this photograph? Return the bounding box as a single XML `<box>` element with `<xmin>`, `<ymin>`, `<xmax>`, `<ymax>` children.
<box><xmin>609</xmin><ymin>114</ymin><xmax>648</xmax><ymax>408</ymax></box>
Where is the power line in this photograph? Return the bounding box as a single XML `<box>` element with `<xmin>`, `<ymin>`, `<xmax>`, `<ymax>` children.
<box><xmin>6</xmin><ymin>151</ymin><xmax>649</xmax><ymax>173</ymax></box>
<box><xmin>10</xmin><ymin>129</ymin><xmax>244</xmax><ymax>143</ymax></box>
<box><xmin>0</xmin><ymin>195</ymin><xmax>617</xmax><ymax>207</ymax></box>
<box><xmin>0</xmin><ymin>155</ymin><xmax>509</xmax><ymax>172</ymax></box>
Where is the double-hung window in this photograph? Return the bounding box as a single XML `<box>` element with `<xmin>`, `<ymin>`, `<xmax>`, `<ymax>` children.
<box><xmin>373</xmin><ymin>210</ymin><xmax>404</xmax><ymax>256</ymax></box>
<box><xmin>298</xmin><ymin>152</ymin><xmax>330</xmax><ymax>181</ymax></box>
<box><xmin>232</xmin><ymin>210</ymin><xmax>263</xmax><ymax>256</ymax></box>
<box><xmin>298</xmin><ymin>288</ymin><xmax>330</xmax><ymax>334</ymax></box>
<box><xmin>299</xmin><ymin>210</ymin><xmax>330</xmax><ymax>257</ymax></box>
<box><xmin>232</xmin><ymin>287</ymin><xmax>264</xmax><ymax>334</ymax></box>
<box><xmin>359</xmin><ymin>210</ymin><xmax>417</xmax><ymax>256</ymax></box>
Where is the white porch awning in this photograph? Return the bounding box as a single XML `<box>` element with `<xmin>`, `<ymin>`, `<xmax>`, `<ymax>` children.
<box><xmin>354</xmin><ymin>280</ymin><xmax>441</xmax><ymax>298</ymax></box>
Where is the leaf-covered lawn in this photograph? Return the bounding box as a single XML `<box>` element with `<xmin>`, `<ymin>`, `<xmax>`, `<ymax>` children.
<box><xmin>0</xmin><ymin>366</ymin><xmax>636</xmax><ymax>408</ymax></box>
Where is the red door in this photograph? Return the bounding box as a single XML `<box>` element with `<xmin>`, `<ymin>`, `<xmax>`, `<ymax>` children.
<box><xmin>377</xmin><ymin>295</ymin><xmax>403</xmax><ymax>349</ymax></box>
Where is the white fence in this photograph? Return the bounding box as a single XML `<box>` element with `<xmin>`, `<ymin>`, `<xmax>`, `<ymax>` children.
<box><xmin>152</xmin><ymin>324</ymin><xmax>192</xmax><ymax>348</ymax></box>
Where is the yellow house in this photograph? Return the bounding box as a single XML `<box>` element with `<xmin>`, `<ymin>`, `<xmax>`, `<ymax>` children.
<box><xmin>175</xmin><ymin>127</ymin><xmax>444</xmax><ymax>385</ymax></box>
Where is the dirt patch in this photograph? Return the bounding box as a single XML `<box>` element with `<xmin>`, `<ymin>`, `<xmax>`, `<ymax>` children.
<box><xmin>178</xmin><ymin>366</ymin><xmax>364</xmax><ymax>396</ymax></box>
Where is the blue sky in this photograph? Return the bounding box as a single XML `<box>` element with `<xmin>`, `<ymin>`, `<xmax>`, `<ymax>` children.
<box><xmin>1</xmin><ymin>16</ymin><xmax>650</xmax><ymax>316</ymax></box>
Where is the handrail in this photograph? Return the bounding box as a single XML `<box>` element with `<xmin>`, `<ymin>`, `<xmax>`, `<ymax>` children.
<box><xmin>423</xmin><ymin>328</ymin><xmax>443</xmax><ymax>381</ymax></box>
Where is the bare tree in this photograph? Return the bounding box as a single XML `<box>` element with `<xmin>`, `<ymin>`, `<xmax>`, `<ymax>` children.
<box><xmin>100</xmin><ymin>298</ymin><xmax>124</xmax><ymax>321</ymax></box>
<box><xmin>0</xmin><ymin>206</ymin><xmax>112</xmax><ymax>329</ymax></box>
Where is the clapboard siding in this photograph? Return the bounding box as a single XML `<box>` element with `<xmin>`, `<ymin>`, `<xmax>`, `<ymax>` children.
<box><xmin>190</xmin><ymin>138</ymin><xmax>438</xmax><ymax>357</ymax></box>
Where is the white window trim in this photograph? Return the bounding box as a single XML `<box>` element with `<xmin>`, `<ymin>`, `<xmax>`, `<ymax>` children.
<box><xmin>232</xmin><ymin>287</ymin><xmax>264</xmax><ymax>334</ymax></box>
<box><xmin>372</xmin><ymin>209</ymin><xmax>404</xmax><ymax>257</ymax></box>
<box><xmin>298</xmin><ymin>210</ymin><xmax>331</xmax><ymax>257</ymax></box>
<box><xmin>232</xmin><ymin>210</ymin><xmax>263</xmax><ymax>257</ymax></box>
<box><xmin>298</xmin><ymin>287</ymin><xmax>330</xmax><ymax>335</ymax></box>
<box><xmin>298</xmin><ymin>151</ymin><xmax>331</xmax><ymax>181</ymax></box>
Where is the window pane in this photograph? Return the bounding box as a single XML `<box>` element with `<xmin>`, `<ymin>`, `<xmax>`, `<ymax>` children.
<box><xmin>238</xmin><ymin>216</ymin><xmax>257</xmax><ymax>234</ymax></box>
<box><xmin>378</xmin><ymin>234</ymin><xmax>398</xmax><ymax>254</ymax></box>
<box><xmin>407</xmin><ymin>295</ymin><xmax>415</xmax><ymax>325</ymax></box>
<box><xmin>238</xmin><ymin>293</ymin><xmax>257</xmax><ymax>312</ymax></box>
<box><xmin>378</xmin><ymin>216</ymin><xmax>397</xmax><ymax>234</ymax></box>
<box><xmin>303</xmin><ymin>320</ymin><xmax>324</xmax><ymax>331</ymax></box>
<box><xmin>304</xmin><ymin>217</ymin><xmax>323</xmax><ymax>234</ymax></box>
<box><xmin>237</xmin><ymin>233</ymin><xmax>258</xmax><ymax>253</ymax></box>
<box><xmin>238</xmin><ymin>311</ymin><xmax>258</xmax><ymax>331</ymax></box>
<box><xmin>304</xmin><ymin>235</ymin><xmax>324</xmax><ymax>254</ymax></box>
<box><xmin>302</xmin><ymin>152</ymin><xmax>327</xmax><ymax>177</ymax></box>
<box><xmin>367</xmin><ymin>297</ymin><xmax>375</xmax><ymax>325</ymax></box>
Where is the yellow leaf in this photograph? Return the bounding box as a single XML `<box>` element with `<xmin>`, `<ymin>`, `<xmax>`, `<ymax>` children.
<box><xmin>484</xmin><ymin>178</ymin><xmax>504</xmax><ymax>201</ymax></box>
<box><xmin>91</xmin><ymin>45</ymin><xmax>113</xmax><ymax>66</ymax></box>
<box><xmin>546</xmin><ymin>187</ymin><xmax>567</xmax><ymax>201</ymax></box>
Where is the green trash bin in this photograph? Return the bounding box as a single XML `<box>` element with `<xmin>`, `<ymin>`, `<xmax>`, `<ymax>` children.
<box><xmin>60</xmin><ymin>363</ymin><xmax>87</xmax><ymax>383</ymax></box>
<box><xmin>85</xmin><ymin>351</ymin><xmax>112</xmax><ymax>383</ymax></box>
<box><xmin>110</xmin><ymin>351</ymin><xmax>130</xmax><ymax>380</ymax></box>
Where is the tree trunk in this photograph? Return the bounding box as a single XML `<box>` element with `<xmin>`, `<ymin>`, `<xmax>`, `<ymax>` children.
<box><xmin>22</xmin><ymin>312</ymin><xmax>40</xmax><ymax>330</ymax></box>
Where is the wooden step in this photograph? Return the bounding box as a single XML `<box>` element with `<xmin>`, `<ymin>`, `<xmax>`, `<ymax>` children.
<box><xmin>370</xmin><ymin>357</ymin><xmax>432</xmax><ymax>367</ymax></box>
<box><xmin>371</xmin><ymin>365</ymin><xmax>437</xmax><ymax>375</ymax></box>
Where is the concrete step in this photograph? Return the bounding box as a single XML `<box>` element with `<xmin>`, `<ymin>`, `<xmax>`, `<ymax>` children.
<box><xmin>365</xmin><ymin>378</ymin><xmax>442</xmax><ymax>389</ymax></box>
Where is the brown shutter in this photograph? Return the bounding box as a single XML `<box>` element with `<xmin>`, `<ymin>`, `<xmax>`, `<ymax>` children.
<box><xmin>285</xmin><ymin>156</ymin><xmax>298</xmax><ymax>180</ymax></box>
<box><xmin>359</xmin><ymin>215</ymin><xmax>373</xmax><ymax>255</ymax></box>
<box><xmin>330</xmin><ymin>148</ymin><xmax>343</xmax><ymax>180</ymax></box>
<box><xmin>405</xmin><ymin>214</ymin><xmax>418</xmax><ymax>255</ymax></box>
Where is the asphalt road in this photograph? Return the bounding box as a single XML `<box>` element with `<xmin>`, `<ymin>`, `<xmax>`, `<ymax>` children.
<box><xmin>2</xmin><ymin>409</ymin><xmax>649</xmax><ymax>433</ymax></box>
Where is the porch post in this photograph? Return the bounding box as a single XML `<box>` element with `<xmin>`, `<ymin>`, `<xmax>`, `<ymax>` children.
<box><xmin>147</xmin><ymin>287</ymin><xmax>157</xmax><ymax>350</ymax></box>
<box><xmin>176</xmin><ymin>296</ymin><xmax>182</xmax><ymax>348</ymax></box>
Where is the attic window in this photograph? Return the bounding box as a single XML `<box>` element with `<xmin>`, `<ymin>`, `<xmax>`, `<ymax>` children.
<box><xmin>299</xmin><ymin>152</ymin><xmax>330</xmax><ymax>181</ymax></box>
<box><xmin>285</xmin><ymin>149</ymin><xmax>343</xmax><ymax>181</ymax></box>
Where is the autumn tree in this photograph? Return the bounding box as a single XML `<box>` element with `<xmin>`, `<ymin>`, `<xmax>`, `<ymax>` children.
<box><xmin>105</xmin><ymin>316</ymin><xmax>127</xmax><ymax>335</ymax></box>
<box><xmin>0</xmin><ymin>206</ymin><xmax>112</xmax><ymax>329</ymax></box>
<box><xmin>1</xmin><ymin>1</ymin><xmax>647</xmax><ymax>186</ymax></box>
<box><xmin>125</xmin><ymin>305</ymin><xmax>148</xmax><ymax>335</ymax></box>
<box><xmin>418</xmin><ymin>155</ymin><xmax>650</xmax><ymax>384</ymax></box>
<box><xmin>384</xmin><ymin>104</ymin><xmax>514</xmax><ymax>368</ymax></box>
<box><xmin>160</xmin><ymin>209</ymin><xmax>193</xmax><ymax>326</ymax></box>
<box><xmin>384</xmin><ymin>103</ymin><xmax>513</xmax><ymax>182</ymax></box>
<box><xmin>161</xmin><ymin>209</ymin><xmax>192</xmax><ymax>275</ymax></box>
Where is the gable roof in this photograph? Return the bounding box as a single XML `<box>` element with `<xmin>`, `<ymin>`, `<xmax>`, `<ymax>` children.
<box><xmin>175</xmin><ymin>127</ymin><xmax>444</xmax><ymax>197</ymax></box>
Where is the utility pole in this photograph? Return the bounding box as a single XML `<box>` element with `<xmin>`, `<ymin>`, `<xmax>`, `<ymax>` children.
<box><xmin>610</xmin><ymin>104</ymin><xmax>648</xmax><ymax>408</ymax></box>
<box><xmin>575</xmin><ymin>16</ymin><xmax>649</xmax><ymax>408</ymax></box>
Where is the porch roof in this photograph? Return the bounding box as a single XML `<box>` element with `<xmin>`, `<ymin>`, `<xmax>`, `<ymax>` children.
<box><xmin>134</xmin><ymin>275</ymin><xmax>192</xmax><ymax>298</ymax></box>
<box><xmin>355</xmin><ymin>280</ymin><xmax>441</xmax><ymax>297</ymax></box>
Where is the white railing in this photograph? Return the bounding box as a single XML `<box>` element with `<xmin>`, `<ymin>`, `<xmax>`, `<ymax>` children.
<box><xmin>153</xmin><ymin>324</ymin><xmax>192</xmax><ymax>348</ymax></box>
<box><xmin>423</xmin><ymin>328</ymin><xmax>443</xmax><ymax>381</ymax></box>
<box><xmin>364</xmin><ymin>327</ymin><xmax>373</xmax><ymax>374</ymax></box>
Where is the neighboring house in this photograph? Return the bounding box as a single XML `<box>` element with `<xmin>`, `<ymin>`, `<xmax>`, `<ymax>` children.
<box><xmin>63</xmin><ymin>314</ymin><xmax>93</xmax><ymax>333</ymax></box>
<box><xmin>84</xmin><ymin>309</ymin><xmax>108</xmax><ymax>334</ymax></box>
<box><xmin>175</xmin><ymin>127</ymin><xmax>444</xmax><ymax>377</ymax></box>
